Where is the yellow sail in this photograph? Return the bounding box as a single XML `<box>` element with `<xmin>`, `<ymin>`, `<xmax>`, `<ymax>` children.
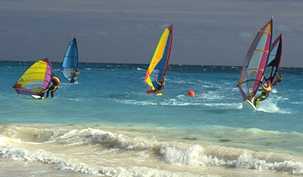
<box><xmin>145</xmin><ymin>25</ymin><xmax>173</xmax><ymax>90</ymax></box>
<box><xmin>14</xmin><ymin>58</ymin><xmax>52</xmax><ymax>95</ymax></box>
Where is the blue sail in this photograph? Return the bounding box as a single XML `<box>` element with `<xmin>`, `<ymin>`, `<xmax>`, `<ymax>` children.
<box><xmin>62</xmin><ymin>38</ymin><xmax>80</xmax><ymax>82</ymax></box>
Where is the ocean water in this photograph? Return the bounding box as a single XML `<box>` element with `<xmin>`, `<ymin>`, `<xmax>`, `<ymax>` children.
<box><xmin>0</xmin><ymin>61</ymin><xmax>303</xmax><ymax>177</ymax></box>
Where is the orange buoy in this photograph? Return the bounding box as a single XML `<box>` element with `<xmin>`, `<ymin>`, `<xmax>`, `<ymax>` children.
<box><xmin>187</xmin><ymin>89</ymin><xmax>196</xmax><ymax>97</ymax></box>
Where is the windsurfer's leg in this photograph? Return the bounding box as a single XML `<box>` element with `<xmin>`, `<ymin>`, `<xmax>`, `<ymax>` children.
<box><xmin>254</xmin><ymin>100</ymin><xmax>260</xmax><ymax>107</ymax></box>
<box><xmin>45</xmin><ymin>89</ymin><xmax>50</xmax><ymax>98</ymax></box>
<box><xmin>40</xmin><ymin>92</ymin><xmax>45</xmax><ymax>98</ymax></box>
<box><xmin>154</xmin><ymin>89</ymin><xmax>161</xmax><ymax>95</ymax></box>
<box><xmin>252</xmin><ymin>97</ymin><xmax>259</xmax><ymax>107</ymax></box>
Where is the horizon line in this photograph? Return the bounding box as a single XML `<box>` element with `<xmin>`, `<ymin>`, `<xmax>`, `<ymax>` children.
<box><xmin>0</xmin><ymin>59</ymin><xmax>302</xmax><ymax>70</ymax></box>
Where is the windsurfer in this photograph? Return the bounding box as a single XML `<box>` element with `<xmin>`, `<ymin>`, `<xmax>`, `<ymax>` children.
<box><xmin>45</xmin><ymin>76</ymin><xmax>61</xmax><ymax>98</ymax></box>
<box><xmin>70</xmin><ymin>69</ymin><xmax>80</xmax><ymax>83</ymax></box>
<box><xmin>253</xmin><ymin>81</ymin><xmax>272</xmax><ymax>106</ymax></box>
<box><xmin>146</xmin><ymin>80</ymin><xmax>164</xmax><ymax>94</ymax></box>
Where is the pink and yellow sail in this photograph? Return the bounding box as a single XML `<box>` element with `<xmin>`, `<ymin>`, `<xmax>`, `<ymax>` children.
<box><xmin>145</xmin><ymin>25</ymin><xmax>173</xmax><ymax>91</ymax></box>
<box><xmin>13</xmin><ymin>58</ymin><xmax>52</xmax><ymax>96</ymax></box>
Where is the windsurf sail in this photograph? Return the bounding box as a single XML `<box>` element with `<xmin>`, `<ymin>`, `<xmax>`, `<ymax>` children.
<box><xmin>238</xmin><ymin>20</ymin><xmax>272</xmax><ymax>100</ymax></box>
<box><xmin>13</xmin><ymin>58</ymin><xmax>52</xmax><ymax>96</ymax></box>
<box><xmin>145</xmin><ymin>25</ymin><xmax>173</xmax><ymax>91</ymax></box>
<box><xmin>264</xmin><ymin>34</ymin><xmax>282</xmax><ymax>85</ymax></box>
<box><xmin>62</xmin><ymin>38</ymin><xmax>79</xmax><ymax>81</ymax></box>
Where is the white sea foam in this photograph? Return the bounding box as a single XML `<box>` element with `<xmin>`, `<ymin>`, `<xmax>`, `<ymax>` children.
<box><xmin>52</xmin><ymin>128</ymin><xmax>157</xmax><ymax>151</ymax></box>
<box><xmin>67</xmin><ymin>98</ymin><xmax>81</xmax><ymax>102</ymax></box>
<box><xmin>2</xmin><ymin>127</ymin><xmax>303</xmax><ymax>175</ymax></box>
<box><xmin>3</xmin><ymin>140</ymin><xmax>303</xmax><ymax>176</ymax></box>
<box><xmin>115</xmin><ymin>99</ymin><xmax>158</xmax><ymax>106</ymax></box>
<box><xmin>169</xmin><ymin>79</ymin><xmax>198</xmax><ymax>85</ymax></box>
<box><xmin>257</xmin><ymin>99</ymin><xmax>290</xmax><ymax>114</ymax></box>
<box><xmin>53</xmin><ymin>129</ymin><xmax>303</xmax><ymax>174</ymax></box>
<box><xmin>0</xmin><ymin>146</ymin><xmax>202</xmax><ymax>177</ymax></box>
<box><xmin>136</xmin><ymin>67</ymin><xmax>144</xmax><ymax>71</ymax></box>
<box><xmin>198</xmin><ymin>92</ymin><xmax>225</xmax><ymax>100</ymax></box>
<box><xmin>0</xmin><ymin>147</ymin><xmax>100</xmax><ymax>175</ymax></box>
<box><xmin>159</xmin><ymin>144</ymin><xmax>205</xmax><ymax>166</ymax></box>
<box><xmin>160</xmin><ymin>99</ymin><xmax>203</xmax><ymax>106</ymax></box>
<box><xmin>159</xmin><ymin>144</ymin><xmax>303</xmax><ymax>175</ymax></box>
<box><xmin>115</xmin><ymin>97</ymin><xmax>239</xmax><ymax>108</ymax></box>
<box><xmin>204</xmin><ymin>103</ymin><xmax>242</xmax><ymax>109</ymax></box>
<box><xmin>272</xmin><ymin>88</ymin><xmax>278</xmax><ymax>94</ymax></box>
<box><xmin>114</xmin><ymin>98</ymin><xmax>203</xmax><ymax>107</ymax></box>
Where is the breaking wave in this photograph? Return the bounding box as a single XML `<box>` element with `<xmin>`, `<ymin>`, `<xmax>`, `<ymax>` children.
<box><xmin>0</xmin><ymin>145</ymin><xmax>200</xmax><ymax>177</ymax></box>
<box><xmin>159</xmin><ymin>145</ymin><xmax>303</xmax><ymax>175</ymax></box>
<box><xmin>256</xmin><ymin>96</ymin><xmax>291</xmax><ymax>114</ymax></box>
<box><xmin>1</xmin><ymin>126</ymin><xmax>303</xmax><ymax>176</ymax></box>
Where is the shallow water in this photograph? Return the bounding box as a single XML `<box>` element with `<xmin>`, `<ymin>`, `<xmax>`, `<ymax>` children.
<box><xmin>0</xmin><ymin>62</ymin><xmax>302</xmax><ymax>177</ymax></box>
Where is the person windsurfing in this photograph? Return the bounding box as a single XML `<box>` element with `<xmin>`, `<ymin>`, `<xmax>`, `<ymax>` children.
<box><xmin>146</xmin><ymin>79</ymin><xmax>164</xmax><ymax>94</ymax></box>
<box><xmin>252</xmin><ymin>81</ymin><xmax>272</xmax><ymax>107</ymax></box>
<box><xmin>38</xmin><ymin>75</ymin><xmax>61</xmax><ymax>98</ymax></box>
<box><xmin>237</xmin><ymin>19</ymin><xmax>273</xmax><ymax>109</ymax></box>
<box><xmin>144</xmin><ymin>25</ymin><xmax>173</xmax><ymax>96</ymax></box>
<box><xmin>62</xmin><ymin>38</ymin><xmax>80</xmax><ymax>83</ymax></box>
<box><xmin>70</xmin><ymin>69</ymin><xmax>80</xmax><ymax>83</ymax></box>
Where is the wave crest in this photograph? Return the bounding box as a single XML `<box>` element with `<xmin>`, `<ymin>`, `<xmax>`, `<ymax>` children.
<box><xmin>0</xmin><ymin>146</ymin><xmax>202</xmax><ymax>177</ymax></box>
<box><xmin>52</xmin><ymin>128</ymin><xmax>156</xmax><ymax>151</ymax></box>
<box><xmin>1</xmin><ymin>126</ymin><xmax>303</xmax><ymax>175</ymax></box>
<box><xmin>159</xmin><ymin>144</ymin><xmax>303</xmax><ymax>175</ymax></box>
<box><xmin>159</xmin><ymin>144</ymin><xmax>205</xmax><ymax>166</ymax></box>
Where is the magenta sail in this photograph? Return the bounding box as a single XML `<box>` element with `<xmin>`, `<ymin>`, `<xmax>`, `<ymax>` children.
<box><xmin>238</xmin><ymin>20</ymin><xmax>272</xmax><ymax>100</ymax></box>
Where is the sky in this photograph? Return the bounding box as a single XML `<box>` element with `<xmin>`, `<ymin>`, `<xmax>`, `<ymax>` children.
<box><xmin>0</xmin><ymin>0</ymin><xmax>303</xmax><ymax>67</ymax></box>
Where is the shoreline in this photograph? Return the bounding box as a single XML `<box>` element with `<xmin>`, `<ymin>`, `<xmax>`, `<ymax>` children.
<box><xmin>1</xmin><ymin>123</ymin><xmax>303</xmax><ymax>177</ymax></box>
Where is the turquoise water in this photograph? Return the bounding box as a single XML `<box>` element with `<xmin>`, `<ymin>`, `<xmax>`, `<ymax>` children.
<box><xmin>0</xmin><ymin>62</ymin><xmax>301</xmax><ymax>131</ymax></box>
<box><xmin>0</xmin><ymin>61</ymin><xmax>303</xmax><ymax>177</ymax></box>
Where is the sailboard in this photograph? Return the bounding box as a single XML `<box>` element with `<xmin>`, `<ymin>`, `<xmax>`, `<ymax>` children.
<box><xmin>13</xmin><ymin>58</ymin><xmax>52</xmax><ymax>97</ymax></box>
<box><xmin>264</xmin><ymin>34</ymin><xmax>282</xmax><ymax>85</ymax></box>
<box><xmin>32</xmin><ymin>95</ymin><xmax>45</xmax><ymax>100</ymax></box>
<box><xmin>243</xmin><ymin>99</ymin><xmax>257</xmax><ymax>111</ymax></box>
<box><xmin>62</xmin><ymin>38</ymin><xmax>79</xmax><ymax>82</ymax></box>
<box><xmin>144</xmin><ymin>25</ymin><xmax>173</xmax><ymax>95</ymax></box>
<box><xmin>238</xmin><ymin>20</ymin><xmax>272</xmax><ymax>109</ymax></box>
